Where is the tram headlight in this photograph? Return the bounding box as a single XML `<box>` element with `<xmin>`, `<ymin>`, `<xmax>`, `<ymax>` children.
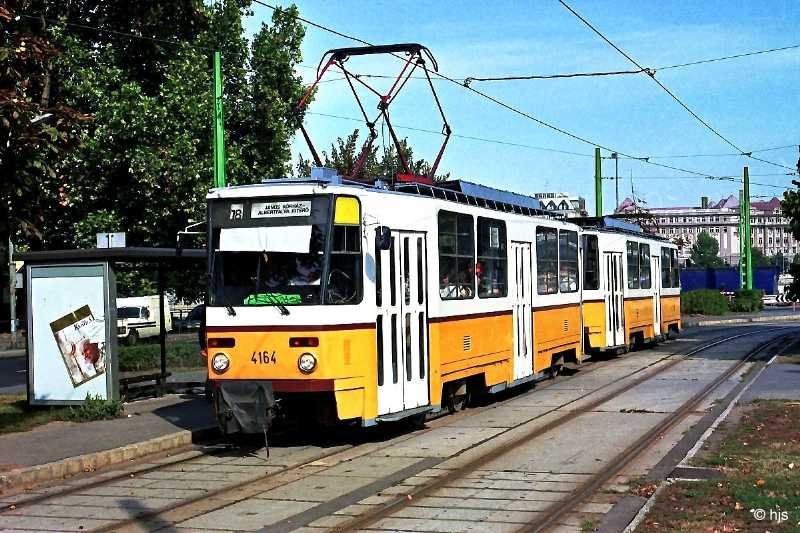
<box><xmin>211</xmin><ymin>352</ymin><xmax>230</xmax><ymax>374</ymax></box>
<box><xmin>298</xmin><ymin>352</ymin><xmax>317</xmax><ymax>374</ymax></box>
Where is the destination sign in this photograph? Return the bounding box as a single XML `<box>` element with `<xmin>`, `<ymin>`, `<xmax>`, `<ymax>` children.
<box><xmin>250</xmin><ymin>201</ymin><xmax>312</xmax><ymax>218</ymax></box>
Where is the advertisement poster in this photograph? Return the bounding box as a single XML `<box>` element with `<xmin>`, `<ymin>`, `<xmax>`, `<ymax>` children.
<box><xmin>50</xmin><ymin>305</ymin><xmax>107</xmax><ymax>387</ymax></box>
<box><xmin>28</xmin><ymin>264</ymin><xmax>114</xmax><ymax>404</ymax></box>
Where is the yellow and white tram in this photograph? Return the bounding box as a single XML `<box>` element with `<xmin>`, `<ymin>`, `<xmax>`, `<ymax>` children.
<box><xmin>578</xmin><ymin>219</ymin><xmax>681</xmax><ymax>354</ymax></box>
<box><xmin>204</xmin><ymin>172</ymin><xmax>680</xmax><ymax>433</ymax></box>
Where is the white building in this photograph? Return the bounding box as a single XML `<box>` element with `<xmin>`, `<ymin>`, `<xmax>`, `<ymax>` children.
<box><xmin>532</xmin><ymin>192</ymin><xmax>587</xmax><ymax>218</ymax></box>
<box><xmin>616</xmin><ymin>195</ymin><xmax>794</xmax><ymax>266</ymax></box>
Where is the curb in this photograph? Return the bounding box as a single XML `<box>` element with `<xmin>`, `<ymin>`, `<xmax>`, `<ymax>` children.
<box><xmin>0</xmin><ymin>426</ymin><xmax>216</xmax><ymax>492</ymax></box>
<box><xmin>683</xmin><ymin>313</ymin><xmax>800</xmax><ymax>328</ymax></box>
<box><xmin>0</xmin><ymin>350</ymin><xmax>25</xmax><ymax>360</ymax></box>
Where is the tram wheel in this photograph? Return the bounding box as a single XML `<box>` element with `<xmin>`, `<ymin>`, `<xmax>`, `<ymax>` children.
<box><xmin>445</xmin><ymin>381</ymin><xmax>469</xmax><ymax>414</ymax></box>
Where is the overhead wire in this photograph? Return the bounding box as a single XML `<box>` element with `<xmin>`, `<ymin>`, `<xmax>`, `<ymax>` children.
<box><xmin>557</xmin><ymin>0</ymin><xmax>797</xmax><ymax>174</ymax></box>
<box><xmin>655</xmin><ymin>43</ymin><xmax>800</xmax><ymax>71</ymax></box>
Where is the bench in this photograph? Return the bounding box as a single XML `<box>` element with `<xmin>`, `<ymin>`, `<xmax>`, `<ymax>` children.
<box><xmin>119</xmin><ymin>371</ymin><xmax>172</xmax><ymax>398</ymax></box>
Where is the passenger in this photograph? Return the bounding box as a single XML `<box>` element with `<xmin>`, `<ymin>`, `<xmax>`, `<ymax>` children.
<box><xmin>439</xmin><ymin>273</ymin><xmax>458</xmax><ymax>299</ymax></box>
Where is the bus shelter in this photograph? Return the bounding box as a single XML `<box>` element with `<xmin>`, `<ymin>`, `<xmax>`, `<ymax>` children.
<box><xmin>15</xmin><ymin>248</ymin><xmax>205</xmax><ymax>405</ymax></box>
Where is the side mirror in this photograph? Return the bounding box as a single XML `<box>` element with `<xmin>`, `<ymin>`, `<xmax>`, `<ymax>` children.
<box><xmin>376</xmin><ymin>226</ymin><xmax>391</xmax><ymax>251</ymax></box>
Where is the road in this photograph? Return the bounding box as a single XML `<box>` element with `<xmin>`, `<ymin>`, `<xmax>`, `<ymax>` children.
<box><xmin>0</xmin><ymin>322</ymin><xmax>794</xmax><ymax>532</ymax></box>
<box><xmin>0</xmin><ymin>356</ymin><xmax>26</xmax><ymax>396</ymax></box>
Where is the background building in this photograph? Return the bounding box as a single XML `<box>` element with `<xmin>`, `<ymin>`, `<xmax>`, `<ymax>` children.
<box><xmin>533</xmin><ymin>192</ymin><xmax>587</xmax><ymax>218</ymax></box>
<box><xmin>616</xmin><ymin>195</ymin><xmax>794</xmax><ymax>266</ymax></box>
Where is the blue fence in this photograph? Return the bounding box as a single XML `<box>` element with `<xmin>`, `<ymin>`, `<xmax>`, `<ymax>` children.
<box><xmin>680</xmin><ymin>266</ymin><xmax>779</xmax><ymax>294</ymax></box>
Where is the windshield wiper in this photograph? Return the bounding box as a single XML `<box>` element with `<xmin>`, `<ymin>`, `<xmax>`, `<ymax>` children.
<box><xmin>226</xmin><ymin>305</ymin><xmax>237</xmax><ymax>316</ymax></box>
<box><xmin>264</xmin><ymin>293</ymin><xmax>290</xmax><ymax>316</ymax></box>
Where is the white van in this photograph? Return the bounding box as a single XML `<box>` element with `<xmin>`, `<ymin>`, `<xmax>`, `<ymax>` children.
<box><xmin>117</xmin><ymin>296</ymin><xmax>172</xmax><ymax>345</ymax></box>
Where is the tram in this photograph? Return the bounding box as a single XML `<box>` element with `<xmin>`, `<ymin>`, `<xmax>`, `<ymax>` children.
<box><xmin>203</xmin><ymin>42</ymin><xmax>680</xmax><ymax>434</ymax></box>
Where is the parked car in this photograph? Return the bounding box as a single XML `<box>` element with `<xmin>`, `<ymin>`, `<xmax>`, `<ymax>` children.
<box><xmin>117</xmin><ymin>296</ymin><xmax>172</xmax><ymax>345</ymax></box>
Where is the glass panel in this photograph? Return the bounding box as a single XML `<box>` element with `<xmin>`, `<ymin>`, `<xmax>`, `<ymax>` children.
<box><xmin>416</xmin><ymin>238</ymin><xmax>424</xmax><ymax>304</ymax></box>
<box><xmin>438</xmin><ymin>211</ymin><xmax>475</xmax><ymax>300</ymax></box>
<box><xmin>559</xmin><ymin>230</ymin><xmax>579</xmax><ymax>293</ymax></box>
<box><xmin>582</xmin><ymin>235</ymin><xmax>599</xmax><ymax>290</ymax></box>
<box><xmin>661</xmin><ymin>249</ymin><xmax>671</xmax><ymax>288</ymax></box>
<box><xmin>639</xmin><ymin>244</ymin><xmax>651</xmax><ymax>289</ymax></box>
<box><xmin>405</xmin><ymin>313</ymin><xmax>412</xmax><ymax>381</ymax></box>
<box><xmin>403</xmin><ymin>238</ymin><xmax>411</xmax><ymax>305</ymax></box>
<box><xmin>376</xmin><ymin>315</ymin><xmax>384</xmax><ymax>386</ymax></box>
<box><xmin>389</xmin><ymin>237</ymin><xmax>396</xmax><ymax>306</ymax></box>
<box><xmin>536</xmin><ymin>227</ymin><xmax>558</xmax><ymax>294</ymax></box>
<box><xmin>477</xmin><ymin>218</ymin><xmax>508</xmax><ymax>298</ymax></box>
<box><xmin>418</xmin><ymin>312</ymin><xmax>425</xmax><ymax>378</ymax></box>
<box><xmin>627</xmin><ymin>241</ymin><xmax>640</xmax><ymax>289</ymax></box>
<box><xmin>391</xmin><ymin>314</ymin><xmax>398</xmax><ymax>384</ymax></box>
<box><xmin>376</xmin><ymin>243</ymin><xmax>382</xmax><ymax>306</ymax></box>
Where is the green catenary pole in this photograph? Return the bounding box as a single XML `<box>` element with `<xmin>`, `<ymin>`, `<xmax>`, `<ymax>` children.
<box><xmin>594</xmin><ymin>147</ymin><xmax>602</xmax><ymax>217</ymax></box>
<box><xmin>213</xmin><ymin>51</ymin><xmax>226</xmax><ymax>188</ymax></box>
<box><xmin>743</xmin><ymin>167</ymin><xmax>752</xmax><ymax>289</ymax></box>
<box><xmin>738</xmin><ymin>190</ymin><xmax>745</xmax><ymax>289</ymax></box>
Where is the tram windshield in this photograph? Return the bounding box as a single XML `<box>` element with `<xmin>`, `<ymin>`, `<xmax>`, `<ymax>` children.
<box><xmin>208</xmin><ymin>195</ymin><xmax>362</xmax><ymax>307</ymax></box>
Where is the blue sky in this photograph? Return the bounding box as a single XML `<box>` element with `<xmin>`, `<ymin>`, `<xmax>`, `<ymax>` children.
<box><xmin>245</xmin><ymin>1</ymin><xmax>799</xmax><ymax>209</ymax></box>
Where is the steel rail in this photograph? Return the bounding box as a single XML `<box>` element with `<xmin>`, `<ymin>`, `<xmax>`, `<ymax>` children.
<box><xmin>328</xmin><ymin>326</ymin><xmax>790</xmax><ymax>532</ymax></box>
<box><xmin>0</xmin><ymin>325</ymin><xmax>766</xmax><ymax>530</ymax></box>
<box><xmin>519</xmin><ymin>328</ymin><xmax>796</xmax><ymax>533</ymax></box>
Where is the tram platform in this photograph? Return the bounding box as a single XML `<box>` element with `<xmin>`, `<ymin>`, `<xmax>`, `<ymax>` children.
<box><xmin>0</xmin><ymin>394</ymin><xmax>216</xmax><ymax>491</ymax></box>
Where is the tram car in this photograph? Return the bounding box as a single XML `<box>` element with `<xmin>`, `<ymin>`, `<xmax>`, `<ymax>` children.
<box><xmin>204</xmin><ymin>172</ymin><xmax>598</xmax><ymax>433</ymax></box>
<box><xmin>576</xmin><ymin>218</ymin><xmax>681</xmax><ymax>355</ymax></box>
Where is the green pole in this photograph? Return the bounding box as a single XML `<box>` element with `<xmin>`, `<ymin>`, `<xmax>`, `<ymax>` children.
<box><xmin>213</xmin><ymin>51</ymin><xmax>226</xmax><ymax>188</ymax></box>
<box><xmin>594</xmin><ymin>147</ymin><xmax>602</xmax><ymax>217</ymax></box>
<box><xmin>738</xmin><ymin>190</ymin><xmax>745</xmax><ymax>289</ymax></box>
<box><xmin>743</xmin><ymin>167</ymin><xmax>752</xmax><ymax>290</ymax></box>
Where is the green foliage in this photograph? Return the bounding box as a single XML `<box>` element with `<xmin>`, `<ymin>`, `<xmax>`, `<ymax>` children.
<box><xmin>681</xmin><ymin>289</ymin><xmax>729</xmax><ymax>315</ymax></box>
<box><xmin>748</xmin><ymin>246</ymin><xmax>769</xmax><ymax>268</ymax></box>
<box><xmin>782</xmin><ymin>188</ymin><xmax>800</xmax><ymax>298</ymax></box>
<box><xmin>728</xmin><ymin>289</ymin><xmax>764</xmax><ymax>312</ymax></box>
<box><xmin>65</xmin><ymin>394</ymin><xmax>123</xmax><ymax>422</ymax></box>
<box><xmin>303</xmin><ymin>128</ymin><xmax>451</xmax><ymax>181</ymax></box>
<box><xmin>118</xmin><ymin>341</ymin><xmax>202</xmax><ymax>372</ymax></box>
<box><xmin>689</xmin><ymin>231</ymin><xmax>724</xmax><ymax>267</ymax></box>
<box><xmin>4</xmin><ymin>1</ymin><xmax>308</xmax><ymax>301</ymax></box>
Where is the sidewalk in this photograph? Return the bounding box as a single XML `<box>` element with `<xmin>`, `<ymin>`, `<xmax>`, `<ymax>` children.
<box><xmin>0</xmin><ymin>394</ymin><xmax>217</xmax><ymax>491</ymax></box>
<box><xmin>682</xmin><ymin>307</ymin><xmax>800</xmax><ymax>328</ymax></box>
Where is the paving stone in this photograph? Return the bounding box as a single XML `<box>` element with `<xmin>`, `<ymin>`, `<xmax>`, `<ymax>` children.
<box><xmin>444</xmin><ymin>477</ymin><xmax>576</xmax><ymax>493</ymax></box>
<box><xmin>333</xmin><ymin>503</ymin><xmax>376</xmax><ymax>516</ymax></box>
<box><xmin>144</xmin><ymin>479</ymin><xmax>228</xmax><ymax>490</ymax></box>
<box><xmin>449</xmin><ymin>406</ymin><xmax>554</xmax><ymax>428</ymax></box>
<box><xmin>408</xmin><ymin>496</ymin><xmax>553</xmax><ymax>512</ymax></box>
<box><xmin>42</xmin><ymin>493</ymin><xmax>179</xmax><ymax>509</ymax></box>
<box><xmin>0</xmin><ymin>514</ymin><xmax>115</xmax><ymax>531</ymax></box>
<box><xmin>381</xmin><ymin>426</ymin><xmax>505</xmax><ymax>458</ymax></box>
<box><xmin>577</xmin><ymin>501</ymin><xmax>614</xmax><ymax>513</ymax></box>
<box><xmin>321</xmin><ymin>456</ymin><xmax>420</xmax><ymax>478</ymax></box>
<box><xmin>370</xmin><ymin>516</ymin><xmax>520</xmax><ymax>532</ymax></box>
<box><xmin>256</xmin><ymin>474</ymin><xmax>380</xmax><ymax>502</ymax></box>
<box><xmin>5</xmin><ymin>502</ymin><xmax>148</xmax><ymax>520</ymax></box>
<box><xmin>178</xmin><ymin>498</ymin><xmax>316</xmax><ymax>530</ymax></box>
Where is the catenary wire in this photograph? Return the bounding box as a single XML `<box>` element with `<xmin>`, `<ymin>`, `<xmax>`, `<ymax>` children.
<box><xmin>557</xmin><ymin>0</ymin><xmax>797</xmax><ymax>173</ymax></box>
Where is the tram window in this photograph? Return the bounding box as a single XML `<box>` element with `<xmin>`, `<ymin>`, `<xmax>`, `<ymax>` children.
<box><xmin>438</xmin><ymin>211</ymin><xmax>475</xmax><ymax>300</ymax></box>
<box><xmin>327</xmin><ymin>224</ymin><xmax>362</xmax><ymax>304</ymax></box>
<box><xmin>671</xmin><ymin>249</ymin><xmax>681</xmax><ymax>287</ymax></box>
<box><xmin>627</xmin><ymin>241</ymin><xmax>640</xmax><ymax>289</ymax></box>
<box><xmin>639</xmin><ymin>243</ymin><xmax>651</xmax><ymax>289</ymax></box>
<box><xmin>403</xmin><ymin>238</ymin><xmax>411</xmax><ymax>305</ymax></box>
<box><xmin>418</xmin><ymin>312</ymin><xmax>425</xmax><ymax>379</ymax></box>
<box><xmin>416</xmin><ymin>238</ymin><xmax>424</xmax><ymax>304</ymax></box>
<box><xmin>375</xmin><ymin>238</ymin><xmax>382</xmax><ymax>306</ymax></box>
<box><xmin>661</xmin><ymin>249</ymin><xmax>672</xmax><ymax>287</ymax></box>
<box><xmin>582</xmin><ymin>235</ymin><xmax>599</xmax><ymax>290</ymax></box>
<box><xmin>389</xmin><ymin>238</ymin><xmax>396</xmax><ymax>305</ymax></box>
<box><xmin>559</xmin><ymin>230</ymin><xmax>579</xmax><ymax>293</ymax></box>
<box><xmin>376</xmin><ymin>316</ymin><xmax>384</xmax><ymax>386</ymax></box>
<box><xmin>391</xmin><ymin>314</ymin><xmax>398</xmax><ymax>383</ymax></box>
<box><xmin>477</xmin><ymin>217</ymin><xmax>507</xmax><ymax>298</ymax></box>
<box><xmin>405</xmin><ymin>313</ymin><xmax>412</xmax><ymax>381</ymax></box>
<box><xmin>536</xmin><ymin>227</ymin><xmax>558</xmax><ymax>295</ymax></box>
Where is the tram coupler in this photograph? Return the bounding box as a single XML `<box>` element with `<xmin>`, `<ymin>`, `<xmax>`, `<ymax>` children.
<box><xmin>214</xmin><ymin>381</ymin><xmax>276</xmax><ymax>435</ymax></box>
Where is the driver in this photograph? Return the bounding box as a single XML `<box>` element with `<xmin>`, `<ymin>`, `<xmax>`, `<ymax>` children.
<box><xmin>290</xmin><ymin>255</ymin><xmax>321</xmax><ymax>285</ymax></box>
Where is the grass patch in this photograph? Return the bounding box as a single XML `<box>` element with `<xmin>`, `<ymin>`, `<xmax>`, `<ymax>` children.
<box><xmin>0</xmin><ymin>394</ymin><xmax>124</xmax><ymax>435</ymax></box>
<box><xmin>580</xmin><ymin>518</ymin><xmax>597</xmax><ymax>532</ymax></box>
<box><xmin>681</xmin><ymin>289</ymin><xmax>729</xmax><ymax>315</ymax></box>
<box><xmin>119</xmin><ymin>341</ymin><xmax>203</xmax><ymax>372</ymax></box>
<box><xmin>636</xmin><ymin>400</ymin><xmax>800</xmax><ymax>532</ymax></box>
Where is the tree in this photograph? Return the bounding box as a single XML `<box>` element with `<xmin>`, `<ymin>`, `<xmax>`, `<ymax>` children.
<box><xmin>689</xmin><ymin>231</ymin><xmax>724</xmax><ymax>267</ymax></box>
<box><xmin>303</xmin><ymin>128</ymin><xmax>451</xmax><ymax>181</ymax></box>
<box><xmin>4</xmin><ymin>1</ymin><xmax>308</xmax><ymax>298</ymax></box>
<box><xmin>749</xmin><ymin>246</ymin><xmax>769</xmax><ymax>268</ymax></box>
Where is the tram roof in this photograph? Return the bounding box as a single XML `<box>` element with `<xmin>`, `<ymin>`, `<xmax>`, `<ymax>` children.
<box><xmin>210</xmin><ymin>168</ymin><xmax>563</xmax><ymax>220</ymax></box>
<box><xmin>574</xmin><ymin>216</ymin><xmax>670</xmax><ymax>241</ymax></box>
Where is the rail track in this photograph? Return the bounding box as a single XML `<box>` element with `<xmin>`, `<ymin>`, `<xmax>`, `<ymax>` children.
<box><xmin>0</xmin><ymin>324</ymin><xmax>789</xmax><ymax>532</ymax></box>
<box><xmin>326</xmin><ymin>326</ymin><xmax>794</xmax><ymax>533</ymax></box>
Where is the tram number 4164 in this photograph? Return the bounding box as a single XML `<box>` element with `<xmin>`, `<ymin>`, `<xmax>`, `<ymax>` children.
<box><xmin>251</xmin><ymin>351</ymin><xmax>277</xmax><ymax>364</ymax></box>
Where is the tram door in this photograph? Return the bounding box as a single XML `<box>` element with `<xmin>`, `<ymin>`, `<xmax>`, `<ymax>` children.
<box><xmin>511</xmin><ymin>242</ymin><xmax>533</xmax><ymax>381</ymax></box>
<box><xmin>652</xmin><ymin>254</ymin><xmax>662</xmax><ymax>336</ymax></box>
<box><xmin>604</xmin><ymin>252</ymin><xmax>625</xmax><ymax>347</ymax></box>
<box><xmin>375</xmin><ymin>231</ymin><xmax>430</xmax><ymax>416</ymax></box>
